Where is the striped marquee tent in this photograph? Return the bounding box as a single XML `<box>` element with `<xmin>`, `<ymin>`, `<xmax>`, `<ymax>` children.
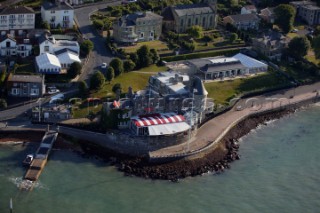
<box><xmin>130</xmin><ymin>113</ymin><xmax>190</xmax><ymax>136</ymax></box>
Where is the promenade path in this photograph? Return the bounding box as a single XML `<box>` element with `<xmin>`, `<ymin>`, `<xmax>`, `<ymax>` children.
<box><xmin>149</xmin><ymin>82</ymin><xmax>320</xmax><ymax>158</ymax></box>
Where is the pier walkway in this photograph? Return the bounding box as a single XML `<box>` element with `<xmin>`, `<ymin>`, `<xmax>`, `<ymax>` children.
<box><xmin>22</xmin><ymin>131</ymin><xmax>58</xmax><ymax>190</ymax></box>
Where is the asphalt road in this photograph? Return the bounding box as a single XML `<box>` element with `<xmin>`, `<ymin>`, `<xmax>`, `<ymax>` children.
<box><xmin>75</xmin><ymin>1</ymin><xmax>120</xmax><ymax>81</ymax></box>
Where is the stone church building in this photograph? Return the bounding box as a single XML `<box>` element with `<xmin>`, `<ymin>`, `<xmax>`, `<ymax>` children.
<box><xmin>161</xmin><ymin>0</ymin><xmax>217</xmax><ymax>33</ymax></box>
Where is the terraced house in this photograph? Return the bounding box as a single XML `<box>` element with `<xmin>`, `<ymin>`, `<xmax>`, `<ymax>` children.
<box><xmin>161</xmin><ymin>0</ymin><xmax>217</xmax><ymax>33</ymax></box>
<box><xmin>113</xmin><ymin>11</ymin><xmax>163</xmax><ymax>44</ymax></box>
<box><xmin>0</xmin><ymin>6</ymin><xmax>35</xmax><ymax>33</ymax></box>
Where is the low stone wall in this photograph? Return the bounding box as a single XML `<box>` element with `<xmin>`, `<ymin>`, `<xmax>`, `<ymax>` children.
<box><xmin>57</xmin><ymin>126</ymin><xmax>197</xmax><ymax>156</ymax></box>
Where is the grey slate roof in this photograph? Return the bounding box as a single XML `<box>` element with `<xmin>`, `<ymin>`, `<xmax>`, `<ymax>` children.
<box><xmin>42</xmin><ymin>1</ymin><xmax>73</xmax><ymax>10</ymax></box>
<box><xmin>172</xmin><ymin>3</ymin><xmax>214</xmax><ymax>17</ymax></box>
<box><xmin>228</xmin><ymin>14</ymin><xmax>259</xmax><ymax>22</ymax></box>
<box><xmin>161</xmin><ymin>7</ymin><xmax>174</xmax><ymax>21</ymax></box>
<box><xmin>54</xmin><ymin>48</ymin><xmax>78</xmax><ymax>56</ymax></box>
<box><xmin>116</xmin><ymin>11</ymin><xmax>162</xmax><ymax>27</ymax></box>
<box><xmin>8</xmin><ymin>74</ymin><xmax>43</xmax><ymax>83</ymax></box>
<box><xmin>188</xmin><ymin>58</ymin><xmax>246</xmax><ymax>74</ymax></box>
<box><xmin>0</xmin><ymin>6</ymin><xmax>34</xmax><ymax>15</ymax></box>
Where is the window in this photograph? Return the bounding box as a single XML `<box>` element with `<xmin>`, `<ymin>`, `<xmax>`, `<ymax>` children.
<box><xmin>6</xmin><ymin>41</ymin><xmax>10</xmax><ymax>48</ymax></box>
<box><xmin>140</xmin><ymin>32</ymin><xmax>144</xmax><ymax>38</ymax></box>
<box><xmin>188</xmin><ymin>18</ymin><xmax>191</xmax><ymax>27</ymax></box>
<box><xmin>12</xmin><ymin>88</ymin><xmax>19</xmax><ymax>95</ymax></box>
<box><xmin>195</xmin><ymin>18</ymin><xmax>198</xmax><ymax>25</ymax></box>
<box><xmin>202</xmin><ymin>17</ymin><xmax>206</xmax><ymax>27</ymax></box>
<box><xmin>44</xmin><ymin>46</ymin><xmax>49</xmax><ymax>52</ymax></box>
<box><xmin>51</xmin><ymin>11</ymin><xmax>55</xmax><ymax>14</ymax></box>
<box><xmin>64</xmin><ymin>10</ymin><xmax>69</xmax><ymax>14</ymax></box>
<box><xmin>180</xmin><ymin>19</ymin><xmax>184</xmax><ymax>26</ymax></box>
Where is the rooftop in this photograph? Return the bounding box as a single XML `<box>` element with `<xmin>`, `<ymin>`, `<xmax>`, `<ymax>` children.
<box><xmin>8</xmin><ymin>74</ymin><xmax>43</xmax><ymax>83</ymax></box>
<box><xmin>227</xmin><ymin>14</ymin><xmax>260</xmax><ymax>22</ymax></box>
<box><xmin>173</xmin><ymin>4</ymin><xmax>214</xmax><ymax>17</ymax></box>
<box><xmin>42</xmin><ymin>1</ymin><xmax>73</xmax><ymax>10</ymax></box>
<box><xmin>0</xmin><ymin>6</ymin><xmax>34</xmax><ymax>15</ymax></box>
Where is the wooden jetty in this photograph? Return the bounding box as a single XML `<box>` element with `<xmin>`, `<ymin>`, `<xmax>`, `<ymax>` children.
<box><xmin>22</xmin><ymin>131</ymin><xmax>58</xmax><ymax>190</ymax></box>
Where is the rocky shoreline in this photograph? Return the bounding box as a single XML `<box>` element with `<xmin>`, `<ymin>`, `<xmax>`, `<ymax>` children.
<box><xmin>0</xmin><ymin>108</ymin><xmax>295</xmax><ymax>181</ymax></box>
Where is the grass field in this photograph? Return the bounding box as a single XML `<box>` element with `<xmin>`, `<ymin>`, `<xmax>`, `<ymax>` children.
<box><xmin>91</xmin><ymin>71</ymin><xmax>154</xmax><ymax>99</ymax></box>
<box><xmin>205</xmin><ymin>71</ymin><xmax>290</xmax><ymax>105</ymax></box>
<box><xmin>72</xmin><ymin>104</ymin><xmax>102</xmax><ymax>119</ymax></box>
<box><xmin>122</xmin><ymin>41</ymin><xmax>170</xmax><ymax>54</ymax></box>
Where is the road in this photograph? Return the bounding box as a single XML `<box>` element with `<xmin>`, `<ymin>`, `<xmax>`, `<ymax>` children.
<box><xmin>74</xmin><ymin>1</ymin><xmax>120</xmax><ymax>82</ymax></box>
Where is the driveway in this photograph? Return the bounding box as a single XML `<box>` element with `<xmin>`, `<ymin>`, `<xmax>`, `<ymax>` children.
<box><xmin>74</xmin><ymin>1</ymin><xmax>120</xmax><ymax>82</ymax></box>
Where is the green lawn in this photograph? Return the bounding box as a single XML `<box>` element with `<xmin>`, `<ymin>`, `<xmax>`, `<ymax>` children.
<box><xmin>91</xmin><ymin>71</ymin><xmax>154</xmax><ymax>99</ymax></box>
<box><xmin>132</xmin><ymin>64</ymin><xmax>168</xmax><ymax>73</ymax></box>
<box><xmin>205</xmin><ymin>71</ymin><xmax>290</xmax><ymax>105</ymax></box>
<box><xmin>72</xmin><ymin>104</ymin><xmax>102</xmax><ymax>119</ymax></box>
<box><xmin>122</xmin><ymin>40</ymin><xmax>170</xmax><ymax>54</ymax></box>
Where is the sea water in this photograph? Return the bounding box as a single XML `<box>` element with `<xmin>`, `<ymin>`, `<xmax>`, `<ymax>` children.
<box><xmin>0</xmin><ymin>106</ymin><xmax>320</xmax><ymax>213</ymax></box>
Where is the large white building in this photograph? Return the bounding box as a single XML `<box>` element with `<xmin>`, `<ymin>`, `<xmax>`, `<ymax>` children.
<box><xmin>38</xmin><ymin>35</ymin><xmax>79</xmax><ymax>55</ymax></box>
<box><xmin>41</xmin><ymin>1</ymin><xmax>74</xmax><ymax>29</ymax></box>
<box><xmin>0</xmin><ymin>6</ymin><xmax>35</xmax><ymax>33</ymax></box>
<box><xmin>35</xmin><ymin>53</ymin><xmax>62</xmax><ymax>74</ymax></box>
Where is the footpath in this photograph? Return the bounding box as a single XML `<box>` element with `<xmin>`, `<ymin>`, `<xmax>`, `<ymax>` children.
<box><xmin>149</xmin><ymin>82</ymin><xmax>320</xmax><ymax>160</ymax></box>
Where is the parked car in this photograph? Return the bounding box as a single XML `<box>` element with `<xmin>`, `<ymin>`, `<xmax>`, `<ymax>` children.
<box><xmin>23</xmin><ymin>154</ymin><xmax>34</xmax><ymax>166</ymax></box>
<box><xmin>291</xmin><ymin>28</ymin><xmax>298</xmax><ymax>33</ymax></box>
<box><xmin>47</xmin><ymin>86</ymin><xmax>60</xmax><ymax>94</ymax></box>
<box><xmin>101</xmin><ymin>63</ymin><xmax>108</xmax><ymax>69</ymax></box>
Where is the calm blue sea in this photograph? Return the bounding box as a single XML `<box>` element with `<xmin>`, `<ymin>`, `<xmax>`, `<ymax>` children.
<box><xmin>0</xmin><ymin>105</ymin><xmax>320</xmax><ymax>213</ymax></box>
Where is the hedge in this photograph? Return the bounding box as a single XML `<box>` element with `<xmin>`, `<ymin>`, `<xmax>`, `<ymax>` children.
<box><xmin>161</xmin><ymin>48</ymin><xmax>241</xmax><ymax>62</ymax></box>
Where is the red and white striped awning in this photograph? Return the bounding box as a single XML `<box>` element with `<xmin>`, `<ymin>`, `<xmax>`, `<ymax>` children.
<box><xmin>131</xmin><ymin>113</ymin><xmax>186</xmax><ymax>127</ymax></box>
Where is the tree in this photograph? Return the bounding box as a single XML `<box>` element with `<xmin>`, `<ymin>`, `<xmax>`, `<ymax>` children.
<box><xmin>123</xmin><ymin>60</ymin><xmax>136</xmax><ymax>72</ymax></box>
<box><xmin>313</xmin><ymin>35</ymin><xmax>320</xmax><ymax>59</ymax></box>
<box><xmin>78</xmin><ymin>80</ymin><xmax>88</xmax><ymax>97</ymax></box>
<box><xmin>137</xmin><ymin>45</ymin><xmax>152</xmax><ymax>68</ymax></box>
<box><xmin>186</xmin><ymin>25</ymin><xmax>203</xmax><ymax>39</ymax></box>
<box><xmin>150</xmin><ymin>49</ymin><xmax>160</xmax><ymax>64</ymax></box>
<box><xmin>0</xmin><ymin>99</ymin><xmax>7</xmax><ymax>109</ymax></box>
<box><xmin>0</xmin><ymin>70</ymin><xmax>6</xmax><ymax>88</ymax></box>
<box><xmin>80</xmin><ymin>40</ymin><xmax>94</xmax><ymax>57</ymax></box>
<box><xmin>112</xmin><ymin>83</ymin><xmax>122</xmax><ymax>94</ymax></box>
<box><xmin>109</xmin><ymin>58</ymin><xmax>124</xmax><ymax>76</ymax></box>
<box><xmin>41</xmin><ymin>21</ymin><xmax>50</xmax><ymax>30</ymax></box>
<box><xmin>129</xmin><ymin>52</ymin><xmax>139</xmax><ymax>64</ymax></box>
<box><xmin>93</xmin><ymin>19</ymin><xmax>104</xmax><ymax>30</ymax></box>
<box><xmin>67</xmin><ymin>62</ymin><xmax>82</xmax><ymax>79</ymax></box>
<box><xmin>274</xmin><ymin>4</ymin><xmax>296</xmax><ymax>34</ymax></box>
<box><xmin>229</xmin><ymin>33</ymin><xmax>238</xmax><ymax>43</ymax></box>
<box><xmin>90</xmin><ymin>71</ymin><xmax>105</xmax><ymax>90</ymax></box>
<box><xmin>106</xmin><ymin>66</ymin><xmax>115</xmax><ymax>83</ymax></box>
<box><xmin>288</xmin><ymin>36</ymin><xmax>310</xmax><ymax>58</ymax></box>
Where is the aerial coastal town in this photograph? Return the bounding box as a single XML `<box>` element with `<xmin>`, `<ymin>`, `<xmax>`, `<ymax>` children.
<box><xmin>0</xmin><ymin>0</ymin><xmax>320</xmax><ymax>187</ymax></box>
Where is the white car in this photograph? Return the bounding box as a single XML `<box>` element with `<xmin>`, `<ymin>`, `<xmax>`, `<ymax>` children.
<box><xmin>291</xmin><ymin>28</ymin><xmax>298</xmax><ymax>33</ymax></box>
<box><xmin>47</xmin><ymin>87</ymin><xmax>60</xmax><ymax>94</ymax></box>
<box><xmin>101</xmin><ymin>63</ymin><xmax>108</xmax><ymax>69</ymax></box>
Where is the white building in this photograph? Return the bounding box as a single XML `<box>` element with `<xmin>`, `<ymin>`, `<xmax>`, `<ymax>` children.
<box><xmin>41</xmin><ymin>1</ymin><xmax>74</xmax><ymax>29</ymax></box>
<box><xmin>0</xmin><ymin>6</ymin><xmax>35</xmax><ymax>33</ymax></box>
<box><xmin>241</xmin><ymin>5</ymin><xmax>257</xmax><ymax>14</ymax></box>
<box><xmin>38</xmin><ymin>35</ymin><xmax>79</xmax><ymax>55</ymax></box>
<box><xmin>35</xmin><ymin>53</ymin><xmax>62</xmax><ymax>74</ymax></box>
<box><xmin>56</xmin><ymin>49</ymin><xmax>81</xmax><ymax>69</ymax></box>
<box><xmin>0</xmin><ymin>34</ymin><xmax>32</xmax><ymax>57</ymax></box>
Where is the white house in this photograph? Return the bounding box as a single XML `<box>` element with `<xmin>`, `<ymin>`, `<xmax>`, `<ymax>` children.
<box><xmin>0</xmin><ymin>34</ymin><xmax>32</xmax><ymax>57</ymax></box>
<box><xmin>241</xmin><ymin>5</ymin><xmax>257</xmax><ymax>14</ymax></box>
<box><xmin>41</xmin><ymin>1</ymin><xmax>74</xmax><ymax>29</ymax></box>
<box><xmin>56</xmin><ymin>49</ymin><xmax>81</xmax><ymax>69</ymax></box>
<box><xmin>39</xmin><ymin>35</ymin><xmax>79</xmax><ymax>55</ymax></box>
<box><xmin>0</xmin><ymin>6</ymin><xmax>35</xmax><ymax>33</ymax></box>
<box><xmin>36</xmin><ymin>53</ymin><xmax>62</xmax><ymax>74</ymax></box>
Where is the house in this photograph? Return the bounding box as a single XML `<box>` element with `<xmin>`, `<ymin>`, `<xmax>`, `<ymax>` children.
<box><xmin>167</xmin><ymin>53</ymin><xmax>268</xmax><ymax>80</ymax></box>
<box><xmin>290</xmin><ymin>1</ymin><xmax>320</xmax><ymax>25</ymax></box>
<box><xmin>113</xmin><ymin>11</ymin><xmax>163</xmax><ymax>43</ymax></box>
<box><xmin>0</xmin><ymin>34</ymin><xmax>33</xmax><ymax>57</ymax></box>
<box><xmin>41</xmin><ymin>0</ymin><xmax>74</xmax><ymax>29</ymax></box>
<box><xmin>7</xmin><ymin>74</ymin><xmax>45</xmax><ymax>98</ymax></box>
<box><xmin>103</xmin><ymin>71</ymin><xmax>214</xmax><ymax>130</ymax></box>
<box><xmin>38</xmin><ymin>35</ymin><xmax>79</xmax><ymax>55</ymax></box>
<box><xmin>260</xmin><ymin>7</ymin><xmax>275</xmax><ymax>24</ymax></box>
<box><xmin>0</xmin><ymin>6</ymin><xmax>35</xmax><ymax>34</ymax></box>
<box><xmin>252</xmin><ymin>31</ymin><xmax>288</xmax><ymax>61</ymax></box>
<box><xmin>35</xmin><ymin>53</ymin><xmax>62</xmax><ymax>74</ymax></box>
<box><xmin>161</xmin><ymin>0</ymin><xmax>217</xmax><ymax>33</ymax></box>
<box><xmin>223</xmin><ymin>14</ymin><xmax>260</xmax><ymax>30</ymax></box>
<box><xmin>55</xmin><ymin>49</ymin><xmax>81</xmax><ymax>69</ymax></box>
<box><xmin>241</xmin><ymin>5</ymin><xmax>257</xmax><ymax>14</ymax></box>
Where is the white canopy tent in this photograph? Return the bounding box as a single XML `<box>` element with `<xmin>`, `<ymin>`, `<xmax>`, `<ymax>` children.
<box><xmin>36</xmin><ymin>53</ymin><xmax>61</xmax><ymax>74</ymax></box>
